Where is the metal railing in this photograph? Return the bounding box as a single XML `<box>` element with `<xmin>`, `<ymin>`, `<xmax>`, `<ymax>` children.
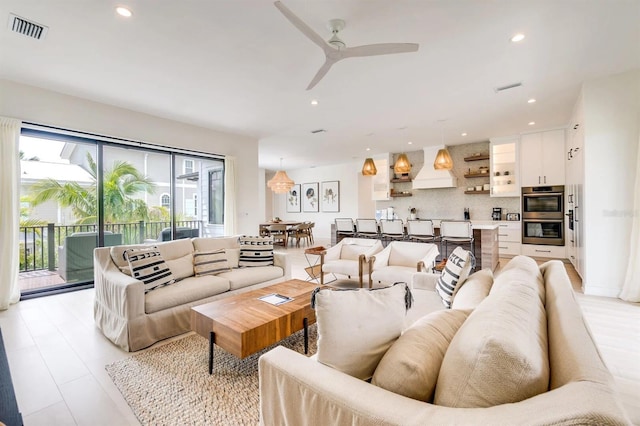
<box><xmin>19</xmin><ymin>220</ymin><xmax>202</xmax><ymax>273</ymax></box>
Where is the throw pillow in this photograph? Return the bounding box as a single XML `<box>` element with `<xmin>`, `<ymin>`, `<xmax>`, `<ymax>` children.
<box><xmin>372</xmin><ymin>309</ymin><xmax>470</xmax><ymax>402</ymax></box>
<box><xmin>239</xmin><ymin>235</ymin><xmax>274</xmax><ymax>267</ymax></box>
<box><xmin>193</xmin><ymin>249</ymin><xmax>231</xmax><ymax>276</ymax></box>
<box><xmin>434</xmin><ymin>277</ymin><xmax>549</xmax><ymax>408</ymax></box>
<box><xmin>311</xmin><ymin>283</ymin><xmax>413</xmax><ymax>380</ymax></box>
<box><xmin>450</xmin><ymin>268</ymin><xmax>493</xmax><ymax>310</ymax></box>
<box><xmin>123</xmin><ymin>246</ymin><xmax>175</xmax><ymax>293</ymax></box>
<box><xmin>435</xmin><ymin>247</ymin><xmax>475</xmax><ymax>308</ymax></box>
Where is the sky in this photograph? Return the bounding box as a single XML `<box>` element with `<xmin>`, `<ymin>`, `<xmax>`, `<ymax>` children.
<box><xmin>20</xmin><ymin>136</ymin><xmax>68</xmax><ymax>163</ymax></box>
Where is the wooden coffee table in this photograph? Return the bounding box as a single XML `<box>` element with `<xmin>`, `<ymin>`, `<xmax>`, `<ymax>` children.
<box><xmin>190</xmin><ymin>279</ymin><xmax>317</xmax><ymax>374</ymax></box>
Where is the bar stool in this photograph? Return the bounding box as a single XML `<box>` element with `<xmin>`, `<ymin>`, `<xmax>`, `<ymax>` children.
<box><xmin>335</xmin><ymin>218</ymin><xmax>356</xmax><ymax>239</ymax></box>
<box><xmin>355</xmin><ymin>218</ymin><xmax>380</xmax><ymax>239</ymax></box>
<box><xmin>407</xmin><ymin>219</ymin><xmax>437</xmax><ymax>243</ymax></box>
<box><xmin>439</xmin><ymin>220</ymin><xmax>474</xmax><ymax>260</ymax></box>
<box><xmin>379</xmin><ymin>219</ymin><xmax>405</xmax><ymax>246</ymax></box>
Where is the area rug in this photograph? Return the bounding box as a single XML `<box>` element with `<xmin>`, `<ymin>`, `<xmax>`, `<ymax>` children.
<box><xmin>106</xmin><ymin>326</ymin><xmax>317</xmax><ymax>426</ymax></box>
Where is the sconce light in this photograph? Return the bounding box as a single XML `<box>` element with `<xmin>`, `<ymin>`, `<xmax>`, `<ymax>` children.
<box><xmin>361</xmin><ymin>158</ymin><xmax>377</xmax><ymax>175</ymax></box>
<box><xmin>393</xmin><ymin>153</ymin><xmax>411</xmax><ymax>174</ymax></box>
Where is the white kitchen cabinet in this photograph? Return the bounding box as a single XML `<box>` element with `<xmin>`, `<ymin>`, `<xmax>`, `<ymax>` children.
<box><xmin>521</xmin><ymin>244</ymin><xmax>566</xmax><ymax>259</ymax></box>
<box><xmin>489</xmin><ymin>136</ymin><xmax>519</xmax><ymax>197</ymax></box>
<box><xmin>371</xmin><ymin>156</ymin><xmax>390</xmax><ymax>200</ymax></box>
<box><xmin>520</xmin><ymin>129</ymin><xmax>566</xmax><ymax>186</ymax></box>
<box><xmin>565</xmin><ymin>95</ymin><xmax>584</xmax><ymax>277</ymax></box>
<box><xmin>497</xmin><ymin>221</ymin><xmax>521</xmax><ymax>256</ymax></box>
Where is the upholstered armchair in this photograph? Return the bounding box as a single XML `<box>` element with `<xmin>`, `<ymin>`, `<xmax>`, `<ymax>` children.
<box><xmin>320</xmin><ymin>238</ymin><xmax>383</xmax><ymax>286</ymax></box>
<box><xmin>369</xmin><ymin>241</ymin><xmax>439</xmax><ymax>288</ymax></box>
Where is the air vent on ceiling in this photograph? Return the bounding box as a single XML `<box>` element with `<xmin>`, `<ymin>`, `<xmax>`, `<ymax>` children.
<box><xmin>494</xmin><ymin>82</ymin><xmax>523</xmax><ymax>93</ymax></box>
<box><xmin>8</xmin><ymin>13</ymin><xmax>48</xmax><ymax>40</ymax></box>
<box><xmin>310</xmin><ymin>129</ymin><xmax>326</xmax><ymax>134</ymax></box>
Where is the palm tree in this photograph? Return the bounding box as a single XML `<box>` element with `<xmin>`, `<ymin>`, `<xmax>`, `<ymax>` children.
<box><xmin>28</xmin><ymin>152</ymin><xmax>156</xmax><ymax>224</ymax></box>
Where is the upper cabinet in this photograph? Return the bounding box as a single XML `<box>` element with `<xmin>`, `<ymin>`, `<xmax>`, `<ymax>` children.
<box><xmin>489</xmin><ymin>136</ymin><xmax>519</xmax><ymax>197</ymax></box>
<box><xmin>520</xmin><ymin>129</ymin><xmax>566</xmax><ymax>186</ymax></box>
<box><xmin>371</xmin><ymin>155</ymin><xmax>390</xmax><ymax>200</ymax></box>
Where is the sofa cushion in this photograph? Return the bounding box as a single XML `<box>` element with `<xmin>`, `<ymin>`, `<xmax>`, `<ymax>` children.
<box><xmin>192</xmin><ymin>236</ymin><xmax>240</xmax><ymax>252</ymax></box>
<box><xmin>435</xmin><ymin>247</ymin><xmax>475</xmax><ymax>308</ymax></box>
<box><xmin>311</xmin><ymin>283</ymin><xmax>412</xmax><ymax>380</ymax></box>
<box><xmin>434</xmin><ymin>261</ymin><xmax>549</xmax><ymax>408</ymax></box>
<box><xmin>165</xmin><ymin>253</ymin><xmax>194</xmax><ymax>281</ymax></box>
<box><xmin>193</xmin><ymin>249</ymin><xmax>231</xmax><ymax>276</ymax></box>
<box><xmin>123</xmin><ymin>246</ymin><xmax>175</xmax><ymax>293</ymax></box>
<box><xmin>371</xmin><ymin>266</ymin><xmax>417</xmax><ymax>287</ymax></box>
<box><xmin>491</xmin><ymin>255</ymin><xmax>545</xmax><ymax>304</ymax></box>
<box><xmin>239</xmin><ymin>236</ymin><xmax>274</xmax><ymax>267</ymax></box>
<box><xmin>156</xmin><ymin>238</ymin><xmax>194</xmax><ymax>261</ymax></box>
<box><xmin>226</xmin><ymin>248</ymin><xmax>240</xmax><ymax>268</ymax></box>
<box><xmin>450</xmin><ymin>268</ymin><xmax>493</xmax><ymax>310</ymax></box>
<box><xmin>144</xmin><ymin>275</ymin><xmax>230</xmax><ymax>314</ymax></box>
<box><xmin>340</xmin><ymin>243</ymin><xmax>372</xmax><ymax>261</ymax></box>
<box><xmin>217</xmin><ymin>265</ymin><xmax>283</xmax><ymax>290</ymax></box>
<box><xmin>372</xmin><ymin>309</ymin><xmax>470</xmax><ymax>402</ymax></box>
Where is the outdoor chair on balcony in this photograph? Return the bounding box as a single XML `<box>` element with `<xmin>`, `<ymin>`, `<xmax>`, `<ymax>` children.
<box><xmin>58</xmin><ymin>231</ymin><xmax>122</xmax><ymax>282</ymax></box>
<box><xmin>158</xmin><ymin>227</ymin><xmax>199</xmax><ymax>241</ymax></box>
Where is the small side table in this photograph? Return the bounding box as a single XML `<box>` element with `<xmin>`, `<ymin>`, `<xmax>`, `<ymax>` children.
<box><xmin>304</xmin><ymin>246</ymin><xmax>336</xmax><ymax>284</ymax></box>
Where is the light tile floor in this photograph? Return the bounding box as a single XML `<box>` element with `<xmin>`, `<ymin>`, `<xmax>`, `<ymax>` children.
<box><xmin>1</xmin><ymin>239</ymin><xmax>638</xmax><ymax>425</ymax></box>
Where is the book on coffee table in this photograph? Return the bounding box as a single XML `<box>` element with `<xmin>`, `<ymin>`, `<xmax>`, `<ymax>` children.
<box><xmin>258</xmin><ymin>293</ymin><xmax>293</xmax><ymax>305</ymax></box>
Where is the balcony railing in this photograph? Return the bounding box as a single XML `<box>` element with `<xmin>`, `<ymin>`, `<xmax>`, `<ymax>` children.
<box><xmin>19</xmin><ymin>220</ymin><xmax>203</xmax><ymax>273</ymax></box>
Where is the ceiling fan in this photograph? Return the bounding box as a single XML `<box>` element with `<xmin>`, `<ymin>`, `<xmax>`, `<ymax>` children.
<box><xmin>274</xmin><ymin>1</ymin><xmax>419</xmax><ymax>90</ymax></box>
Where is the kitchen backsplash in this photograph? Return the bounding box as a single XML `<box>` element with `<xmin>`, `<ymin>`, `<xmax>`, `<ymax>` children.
<box><xmin>378</xmin><ymin>141</ymin><xmax>520</xmax><ymax>221</ymax></box>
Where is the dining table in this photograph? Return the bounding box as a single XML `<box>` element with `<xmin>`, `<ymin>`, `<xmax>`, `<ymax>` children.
<box><xmin>259</xmin><ymin>221</ymin><xmax>302</xmax><ymax>247</ymax></box>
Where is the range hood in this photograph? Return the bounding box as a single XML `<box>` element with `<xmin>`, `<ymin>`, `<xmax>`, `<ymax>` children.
<box><xmin>412</xmin><ymin>146</ymin><xmax>457</xmax><ymax>189</ymax></box>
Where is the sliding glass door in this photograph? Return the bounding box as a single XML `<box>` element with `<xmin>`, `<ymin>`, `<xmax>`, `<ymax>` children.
<box><xmin>18</xmin><ymin>128</ymin><xmax>225</xmax><ymax>297</ymax></box>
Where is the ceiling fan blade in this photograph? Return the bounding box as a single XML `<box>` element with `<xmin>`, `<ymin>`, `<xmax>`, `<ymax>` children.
<box><xmin>306</xmin><ymin>57</ymin><xmax>338</xmax><ymax>90</ymax></box>
<box><xmin>343</xmin><ymin>43</ymin><xmax>419</xmax><ymax>58</ymax></box>
<box><xmin>274</xmin><ymin>1</ymin><xmax>331</xmax><ymax>53</ymax></box>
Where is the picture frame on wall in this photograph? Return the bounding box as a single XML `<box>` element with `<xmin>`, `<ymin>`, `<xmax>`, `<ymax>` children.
<box><xmin>302</xmin><ymin>182</ymin><xmax>319</xmax><ymax>212</ymax></box>
<box><xmin>321</xmin><ymin>181</ymin><xmax>340</xmax><ymax>212</ymax></box>
<box><xmin>286</xmin><ymin>184</ymin><xmax>301</xmax><ymax>213</ymax></box>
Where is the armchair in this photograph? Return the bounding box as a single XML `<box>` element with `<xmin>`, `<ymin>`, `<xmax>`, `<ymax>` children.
<box><xmin>369</xmin><ymin>241</ymin><xmax>439</xmax><ymax>288</ymax></box>
<box><xmin>320</xmin><ymin>238</ymin><xmax>383</xmax><ymax>286</ymax></box>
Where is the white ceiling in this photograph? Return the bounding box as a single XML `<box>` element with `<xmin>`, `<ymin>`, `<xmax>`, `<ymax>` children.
<box><xmin>1</xmin><ymin>0</ymin><xmax>638</xmax><ymax>171</ymax></box>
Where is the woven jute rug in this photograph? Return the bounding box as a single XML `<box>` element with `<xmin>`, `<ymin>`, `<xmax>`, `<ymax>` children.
<box><xmin>106</xmin><ymin>325</ymin><xmax>317</xmax><ymax>426</ymax></box>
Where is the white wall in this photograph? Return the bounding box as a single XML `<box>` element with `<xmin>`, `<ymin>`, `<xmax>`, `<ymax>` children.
<box><xmin>271</xmin><ymin>161</ymin><xmax>364</xmax><ymax>238</ymax></box>
<box><xmin>582</xmin><ymin>69</ymin><xmax>640</xmax><ymax>297</ymax></box>
<box><xmin>0</xmin><ymin>79</ymin><xmax>262</xmax><ymax>235</ymax></box>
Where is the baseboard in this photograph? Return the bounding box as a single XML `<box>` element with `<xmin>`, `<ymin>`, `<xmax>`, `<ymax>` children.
<box><xmin>583</xmin><ymin>286</ymin><xmax>620</xmax><ymax>298</ymax></box>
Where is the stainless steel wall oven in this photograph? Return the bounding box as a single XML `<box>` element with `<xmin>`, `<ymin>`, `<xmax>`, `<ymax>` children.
<box><xmin>522</xmin><ymin>186</ymin><xmax>565</xmax><ymax>246</ymax></box>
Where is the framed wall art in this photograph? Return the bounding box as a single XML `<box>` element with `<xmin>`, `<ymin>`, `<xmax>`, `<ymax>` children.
<box><xmin>302</xmin><ymin>182</ymin><xmax>319</xmax><ymax>212</ymax></box>
<box><xmin>286</xmin><ymin>184</ymin><xmax>301</xmax><ymax>213</ymax></box>
<box><xmin>321</xmin><ymin>181</ymin><xmax>340</xmax><ymax>212</ymax></box>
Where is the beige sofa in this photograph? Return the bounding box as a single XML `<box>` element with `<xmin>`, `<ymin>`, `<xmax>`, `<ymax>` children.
<box><xmin>259</xmin><ymin>257</ymin><xmax>630</xmax><ymax>425</ymax></box>
<box><xmin>94</xmin><ymin>236</ymin><xmax>291</xmax><ymax>351</ymax></box>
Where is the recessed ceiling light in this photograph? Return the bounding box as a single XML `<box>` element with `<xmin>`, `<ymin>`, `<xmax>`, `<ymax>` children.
<box><xmin>461</xmin><ymin>132</ymin><xmax>468</xmax><ymax>137</ymax></box>
<box><xmin>528</xmin><ymin>121</ymin><xmax>536</xmax><ymax>126</ymax></box>
<box><xmin>116</xmin><ymin>6</ymin><xmax>132</xmax><ymax>17</ymax></box>
<box><xmin>408</xmin><ymin>141</ymin><xmax>413</xmax><ymax>145</ymax></box>
<box><xmin>366</xmin><ymin>147</ymin><xmax>371</xmax><ymax>151</ymax></box>
<box><xmin>310</xmin><ymin>99</ymin><xmax>318</xmax><ymax>106</ymax></box>
<box><xmin>528</xmin><ymin>98</ymin><xmax>536</xmax><ymax>104</ymax></box>
<box><xmin>511</xmin><ymin>33</ymin><xmax>525</xmax><ymax>42</ymax></box>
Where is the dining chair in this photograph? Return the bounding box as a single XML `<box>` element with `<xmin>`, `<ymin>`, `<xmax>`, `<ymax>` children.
<box><xmin>266</xmin><ymin>224</ymin><xmax>288</xmax><ymax>247</ymax></box>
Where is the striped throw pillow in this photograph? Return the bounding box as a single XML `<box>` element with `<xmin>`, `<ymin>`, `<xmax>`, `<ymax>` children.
<box><xmin>193</xmin><ymin>249</ymin><xmax>231</xmax><ymax>276</ymax></box>
<box><xmin>239</xmin><ymin>235</ymin><xmax>274</xmax><ymax>267</ymax></box>
<box><xmin>436</xmin><ymin>247</ymin><xmax>475</xmax><ymax>308</ymax></box>
<box><xmin>124</xmin><ymin>247</ymin><xmax>175</xmax><ymax>293</ymax></box>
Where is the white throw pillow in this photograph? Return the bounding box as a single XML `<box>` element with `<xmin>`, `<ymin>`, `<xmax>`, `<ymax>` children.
<box><xmin>435</xmin><ymin>247</ymin><xmax>475</xmax><ymax>308</ymax></box>
<box><xmin>123</xmin><ymin>246</ymin><xmax>175</xmax><ymax>293</ymax></box>
<box><xmin>372</xmin><ymin>309</ymin><xmax>470</xmax><ymax>402</ymax></box>
<box><xmin>312</xmin><ymin>283</ymin><xmax>412</xmax><ymax>380</ymax></box>
<box><xmin>239</xmin><ymin>235</ymin><xmax>274</xmax><ymax>267</ymax></box>
<box><xmin>193</xmin><ymin>249</ymin><xmax>231</xmax><ymax>276</ymax></box>
<box><xmin>450</xmin><ymin>268</ymin><xmax>493</xmax><ymax>310</ymax></box>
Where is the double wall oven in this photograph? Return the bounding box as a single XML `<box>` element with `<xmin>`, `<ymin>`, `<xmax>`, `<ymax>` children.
<box><xmin>521</xmin><ymin>186</ymin><xmax>565</xmax><ymax>246</ymax></box>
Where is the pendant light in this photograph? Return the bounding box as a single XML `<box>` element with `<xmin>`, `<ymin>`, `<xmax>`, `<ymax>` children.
<box><xmin>434</xmin><ymin>122</ymin><xmax>453</xmax><ymax>170</ymax></box>
<box><xmin>393</xmin><ymin>153</ymin><xmax>411</xmax><ymax>174</ymax></box>
<box><xmin>267</xmin><ymin>158</ymin><xmax>295</xmax><ymax>194</ymax></box>
<box><xmin>361</xmin><ymin>158</ymin><xmax>377</xmax><ymax>176</ymax></box>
